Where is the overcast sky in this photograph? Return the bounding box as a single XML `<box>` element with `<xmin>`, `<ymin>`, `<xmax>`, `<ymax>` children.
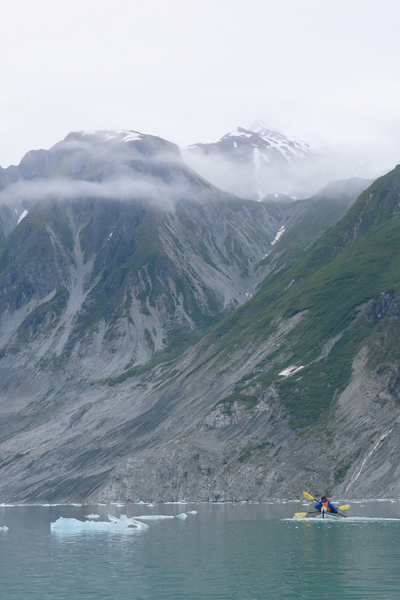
<box><xmin>1</xmin><ymin>0</ymin><xmax>400</xmax><ymax>173</ymax></box>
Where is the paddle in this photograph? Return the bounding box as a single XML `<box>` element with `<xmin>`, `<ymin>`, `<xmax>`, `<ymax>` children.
<box><xmin>295</xmin><ymin>511</ymin><xmax>317</xmax><ymax>517</ymax></box>
<box><xmin>294</xmin><ymin>506</ymin><xmax>349</xmax><ymax>517</ymax></box>
<box><xmin>303</xmin><ymin>491</ymin><xmax>317</xmax><ymax>501</ymax></box>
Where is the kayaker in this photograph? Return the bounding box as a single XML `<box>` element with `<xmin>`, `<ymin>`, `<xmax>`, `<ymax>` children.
<box><xmin>315</xmin><ymin>496</ymin><xmax>338</xmax><ymax>514</ymax></box>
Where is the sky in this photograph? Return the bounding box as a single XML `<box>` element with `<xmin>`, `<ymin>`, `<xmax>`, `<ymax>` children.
<box><xmin>1</xmin><ymin>0</ymin><xmax>400</xmax><ymax>174</ymax></box>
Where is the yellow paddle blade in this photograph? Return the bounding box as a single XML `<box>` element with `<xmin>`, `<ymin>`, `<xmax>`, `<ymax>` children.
<box><xmin>338</xmin><ymin>504</ymin><xmax>350</xmax><ymax>510</ymax></box>
<box><xmin>294</xmin><ymin>512</ymin><xmax>308</xmax><ymax>517</ymax></box>
<box><xmin>303</xmin><ymin>491</ymin><xmax>316</xmax><ymax>501</ymax></box>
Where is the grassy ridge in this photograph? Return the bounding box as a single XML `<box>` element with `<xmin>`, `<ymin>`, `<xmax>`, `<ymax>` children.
<box><xmin>206</xmin><ymin>166</ymin><xmax>400</xmax><ymax>426</ymax></box>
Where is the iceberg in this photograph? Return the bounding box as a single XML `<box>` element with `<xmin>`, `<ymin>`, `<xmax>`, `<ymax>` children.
<box><xmin>187</xmin><ymin>510</ymin><xmax>197</xmax><ymax>515</ymax></box>
<box><xmin>175</xmin><ymin>513</ymin><xmax>187</xmax><ymax>519</ymax></box>
<box><xmin>51</xmin><ymin>513</ymin><xmax>149</xmax><ymax>533</ymax></box>
<box><xmin>85</xmin><ymin>514</ymin><xmax>100</xmax><ymax>520</ymax></box>
<box><xmin>0</xmin><ymin>526</ymin><xmax>8</xmax><ymax>531</ymax></box>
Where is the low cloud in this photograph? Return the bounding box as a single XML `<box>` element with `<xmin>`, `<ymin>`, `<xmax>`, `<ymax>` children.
<box><xmin>183</xmin><ymin>144</ymin><xmax>371</xmax><ymax>201</ymax></box>
<box><xmin>0</xmin><ymin>174</ymin><xmax>193</xmax><ymax>211</ymax></box>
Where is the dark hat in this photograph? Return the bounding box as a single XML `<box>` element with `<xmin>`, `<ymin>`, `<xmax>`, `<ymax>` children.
<box><xmin>321</xmin><ymin>496</ymin><xmax>327</xmax><ymax>500</ymax></box>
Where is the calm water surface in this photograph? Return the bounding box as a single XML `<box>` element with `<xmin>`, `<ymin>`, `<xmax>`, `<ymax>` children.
<box><xmin>1</xmin><ymin>501</ymin><xmax>400</xmax><ymax>599</ymax></box>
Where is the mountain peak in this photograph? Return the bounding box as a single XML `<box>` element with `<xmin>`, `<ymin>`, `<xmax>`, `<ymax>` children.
<box><xmin>185</xmin><ymin>123</ymin><xmax>331</xmax><ymax>200</ymax></box>
<box><xmin>78</xmin><ymin>129</ymin><xmax>144</xmax><ymax>143</ymax></box>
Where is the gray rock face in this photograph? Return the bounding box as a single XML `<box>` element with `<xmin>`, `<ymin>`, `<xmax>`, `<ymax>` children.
<box><xmin>0</xmin><ymin>130</ymin><xmax>393</xmax><ymax>504</ymax></box>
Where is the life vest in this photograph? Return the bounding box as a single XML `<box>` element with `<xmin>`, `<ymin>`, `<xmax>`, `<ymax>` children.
<box><xmin>320</xmin><ymin>500</ymin><xmax>332</xmax><ymax>512</ymax></box>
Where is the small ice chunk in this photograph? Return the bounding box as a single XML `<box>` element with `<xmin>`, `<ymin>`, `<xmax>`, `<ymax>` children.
<box><xmin>135</xmin><ymin>515</ymin><xmax>174</xmax><ymax>520</ymax></box>
<box><xmin>85</xmin><ymin>514</ymin><xmax>100</xmax><ymax>520</ymax></box>
<box><xmin>17</xmin><ymin>210</ymin><xmax>28</xmax><ymax>224</ymax></box>
<box><xmin>0</xmin><ymin>526</ymin><xmax>8</xmax><ymax>531</ymax></box>
<box><xmin>187</xmin><ymin>510</ymin><xmax>197</xmax><ymax>514</ymax></box>
<box><xmin>51</xmin><ymin>514</ymin><xmax>148</xmax><ymax>532</ymax></box>
<box><xmin>175</xmin><ymin>513</ymin><xmax>187</xmax><ymax>519</ymax></box>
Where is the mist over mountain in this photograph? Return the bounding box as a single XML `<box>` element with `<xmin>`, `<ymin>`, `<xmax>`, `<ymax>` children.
<box><xmin>0</xmin><ymin>127</ymin><xmax>399</xmax><ymax>504</ymax></box>
<box><xmin>184</xmin><ymin>123</ymin><xmax>360</xmax><ymax>201</ymax></box>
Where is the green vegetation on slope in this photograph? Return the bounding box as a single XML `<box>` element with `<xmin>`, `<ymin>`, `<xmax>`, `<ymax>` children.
<box><xmin>201</xmin><ymin>166</ymin><xmax>400</xmax><ymax>427</ymax></box>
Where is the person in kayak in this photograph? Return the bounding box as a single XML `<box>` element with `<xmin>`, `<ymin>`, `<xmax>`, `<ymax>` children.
<box><xmin>315</xmin><ymin>496</ymin><xmax>338</xmax><ymax>514</ymax></box>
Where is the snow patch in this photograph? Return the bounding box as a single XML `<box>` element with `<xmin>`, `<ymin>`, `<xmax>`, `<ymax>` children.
<box><xmin>83</xmin><ymin>130</ymin><xmax>143</xmax><ymax>143</ymax></box>
<box><xmin>17</xmin><ymin>210</ymin><xmax>28</xmax><ymax>224</ymax></box>
<box><xmin>279</xmin><ymin>365</ymin><xmax>304</xmax><ymax>377</ymax></box>
<box><xmin>271</xmin><ymin>226</ymin><xmax>286</xmax><ymax>246</ymax></box>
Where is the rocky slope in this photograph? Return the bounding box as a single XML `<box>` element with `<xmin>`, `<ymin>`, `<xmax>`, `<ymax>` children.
<box><xmin>0</xmin><ymin>130</ymin><xmax>397</xmax><ymax>503</ymax></box>
<box><xmin>0</xmin><ymin>130</ymin><xmax>321</xmax><ymax>382</ymax></box>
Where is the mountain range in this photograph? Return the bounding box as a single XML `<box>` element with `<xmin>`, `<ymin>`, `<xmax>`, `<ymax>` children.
<box><xmin>0</xmin><ymin>127</ymin><xmax>397</xmax><ymax>503</ymax></box>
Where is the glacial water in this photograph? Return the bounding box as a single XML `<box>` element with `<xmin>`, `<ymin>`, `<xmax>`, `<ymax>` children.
<box><xmin>1</xmin><ymin>501</ymin><xmax>400</xmax><ymax>599</ymax></box>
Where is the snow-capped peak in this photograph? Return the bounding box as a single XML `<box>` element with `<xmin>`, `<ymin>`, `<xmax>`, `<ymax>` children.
<box><xmin>81</xmin><ymin>130</ymin><xmax>143</xmax><ymax>143</ymax></box>
<box><xmin>221</xmin><ymin>124</ymin><xmax>316</xmax><ymax>161</ymax></box>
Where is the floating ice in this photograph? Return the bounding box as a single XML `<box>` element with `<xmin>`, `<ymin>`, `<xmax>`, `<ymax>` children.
<box><xmin>135</xmin><ymin>515</ymin><xmax>174</xmax><ymax>520</ymax></box>
<box><xmin>175</xmin><ymin>513</ymin><xmax>187</xmax><ymax>519</ymax></box>
<box><xmin>291</xmin><ymin>516</ymin><xmax>400</xmax><ymax>522</ymax></box>
<box><xmin>187</xmin><ymin>511</ymin><xmax>197</xmax><ymax>515</ymax></box>
<box><xmin>0</xmin><ymin>504</ymin><xmax>14</xmax><ymax>507</ymax></box>
<box><xmin>85</xmin><ymin>514</ymin><xmax>100</xmax><ymax>520</ymax></box>
<box><xmin>51</xmin><ymin>513</ymin><xmax>149</xmax><ymax>532</ymax></box>
<box><xmin>0</xmin><ymin>526</ymin><xmax>8</xmax><ymax>531</ymax></box>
